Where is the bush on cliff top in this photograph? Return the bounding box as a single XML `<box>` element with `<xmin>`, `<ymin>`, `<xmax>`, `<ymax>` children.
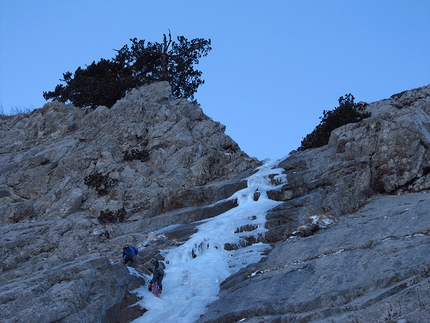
<box><xmin>43</xmin><ymin>31</ymin><xmax>212</xmax><ymax>108</ymax></box>
<box><xmin>299</xmin><ymin>93</ymin><xmax>370</xmax><ymax>150</ymax></box>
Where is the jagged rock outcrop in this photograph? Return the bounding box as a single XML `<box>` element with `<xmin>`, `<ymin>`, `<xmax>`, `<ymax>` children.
<box><xmin>264</xmin><ymin>84</ymin><xmax>430</xmax><ymax>242</ymax></box>
<box><xmin>0</xmin><ymin>81</ymin><xmax>257</xmax><ymax>223</ymax></box>
<box><xmin>0</xmin><ymin>82</ymin><xmax>259</xmax><ymax>322</ymax></box>
<box><xmin>2</xmin><ymin>81</ymin><xmax>430</xmax><ymax>322</ymax></box>
<box><xmin>197</xmin><ymin>84</ymin><xmax>430</xmax><ymax>322</ymax></box>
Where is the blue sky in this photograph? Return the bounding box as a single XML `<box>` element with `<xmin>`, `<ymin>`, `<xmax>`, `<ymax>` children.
<box><xmin>1</xmin><ymin>1</ymin><xmax>430</xmax><ymax>160</ymax></box>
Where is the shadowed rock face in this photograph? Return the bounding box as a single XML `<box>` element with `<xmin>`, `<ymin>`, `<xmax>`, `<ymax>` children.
<box><xmin>2</xmin><ymin>82</ymin><xmax>430</xmax><ymax>322</ymax></box>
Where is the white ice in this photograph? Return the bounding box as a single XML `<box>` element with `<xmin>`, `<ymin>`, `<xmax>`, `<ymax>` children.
<box><xmin>130</xmin><ymin>158</ymin><xmax>287</xmax><ymax>323</ymax></box>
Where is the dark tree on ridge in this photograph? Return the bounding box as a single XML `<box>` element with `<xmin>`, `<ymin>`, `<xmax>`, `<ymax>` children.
<box><xmin>298</xmin><ymin>94</ymin><xmax>371</xmax><ymax>150</ymax></box>
<box><xmin>43</xmin><ymin>31</ymin><xmax>212</xmax><ymax>108</ymax></box>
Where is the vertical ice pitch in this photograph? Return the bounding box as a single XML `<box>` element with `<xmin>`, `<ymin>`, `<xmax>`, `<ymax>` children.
<box><xmin>132</xmin><ymin>158</ymin><xmax>287</xmax><ymax>323</ymax></box>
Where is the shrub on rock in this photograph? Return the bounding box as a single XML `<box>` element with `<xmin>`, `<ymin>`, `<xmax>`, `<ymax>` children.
<box><xmin>299</xmin><ymin>94</ymin><xmax>370</xmax><ymax>150</ymax></box>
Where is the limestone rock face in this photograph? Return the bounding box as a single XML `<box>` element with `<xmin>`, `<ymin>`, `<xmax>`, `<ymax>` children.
<box><xmin>0</xmin><ymin>82</ymin><xmax>257</xmax><ymax>223</ymax></box>
<box><xmin>197</xmin><ymin>192</ymin><xmax>430</xmax><ymax>323</ymax></box>
<box><xmin>0</xmin><ymin>82</ymin><xmax>258</xmax><ymax>322</ymax></box>
<box><xmin>264</xmin><ymin>85</ymin><xmax>430</xmax><ymax>242</ymax></box>
<box><xmin>2</xmin><ymin>81</ymin><xmax>430</xmax><ymax>323</ymax></box>
<box><xmin>197</xmin><ymin>84</ymin><xmax>430</xmax><ymax>322</ymax></box>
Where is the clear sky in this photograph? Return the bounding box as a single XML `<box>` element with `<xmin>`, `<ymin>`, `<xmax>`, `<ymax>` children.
<box><xmin>1</xmin><ymin>1</ymin><xmax>430</xmax><ymax>160</ymax></box>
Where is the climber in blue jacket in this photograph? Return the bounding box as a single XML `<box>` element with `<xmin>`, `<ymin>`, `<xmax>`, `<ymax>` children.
<box><xmin>122</xmin><ymin>245</ymin><xmax>138</xmax><ymax>265</ymax></box>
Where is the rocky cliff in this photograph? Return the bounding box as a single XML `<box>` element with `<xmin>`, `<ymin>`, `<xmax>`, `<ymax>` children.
<box><xmin>198</xmin><ymin>84</ymin><xmax>430</xmax><ymax>323</ymax></box>
<box><xmin>0</xmin><ymin>82</ymin><xmax>259</xmax><ymax>322</ymax></box>
<box><xmin>1</xmin><ymin>81</ymin><xmax>430</xmax><ymax>322</ymax></box>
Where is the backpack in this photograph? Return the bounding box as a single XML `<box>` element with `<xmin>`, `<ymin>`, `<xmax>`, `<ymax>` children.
<box><xmin>156</xmin><ymin>267</ymin><xmax>164</xmax><ymax>276</ymax></box>
<box><xmin>124</xmin><ymin>246</ymin><xmax>137</xmax><ymax>257</ymax></box>
<box><xmin>130</xmin><ymin>246</ymin><xmax>138</xmax><ymax>255</ymax></box>
<box><xmin>157</xmin><ymin>261</ymin><xmax>165</xmax><ymax>276</ymax></box>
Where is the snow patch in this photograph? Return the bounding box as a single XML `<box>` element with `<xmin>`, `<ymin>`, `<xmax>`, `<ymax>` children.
<box><xmin>132</xmin><ymin>159</ymin><xmax>285</xmax><ymax>322</ymax></box>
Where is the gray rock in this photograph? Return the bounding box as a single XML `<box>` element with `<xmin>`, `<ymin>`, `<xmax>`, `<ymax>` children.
<box><xmin>197</xmin><ymin>192</ymin><xmax>430</xmax><ymax>323</ymax></box>
<box><xmin>196</xmin><ymin>83</ymin><xmax>430</xmax><ymax>323</ymax></box>
<box><xmin>0</xmin><ymin>82</ymin><xmax>258</xmax><ymax>323</ymax></box>
<box><xmin>2</xmin><ymin>81</ymin><xmax>430</xmax><ymax>322</ymax></box>
<box><xmin>0</xmin><ymin>255</ymin><xmax>144</xmax><ymax>323</ymax></box>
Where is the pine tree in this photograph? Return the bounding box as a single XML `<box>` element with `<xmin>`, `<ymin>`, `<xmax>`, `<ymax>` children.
<box><xmin>43</xmin><ymin>31</ymin><xmax>211</xmax><ymax>108</ymax></box>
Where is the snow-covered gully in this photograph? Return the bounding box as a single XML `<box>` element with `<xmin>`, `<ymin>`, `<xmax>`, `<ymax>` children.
<box><xmin>129</xmin><ymin>159</ymin><xmax>286</xmax><ymax>322</ymax></box>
